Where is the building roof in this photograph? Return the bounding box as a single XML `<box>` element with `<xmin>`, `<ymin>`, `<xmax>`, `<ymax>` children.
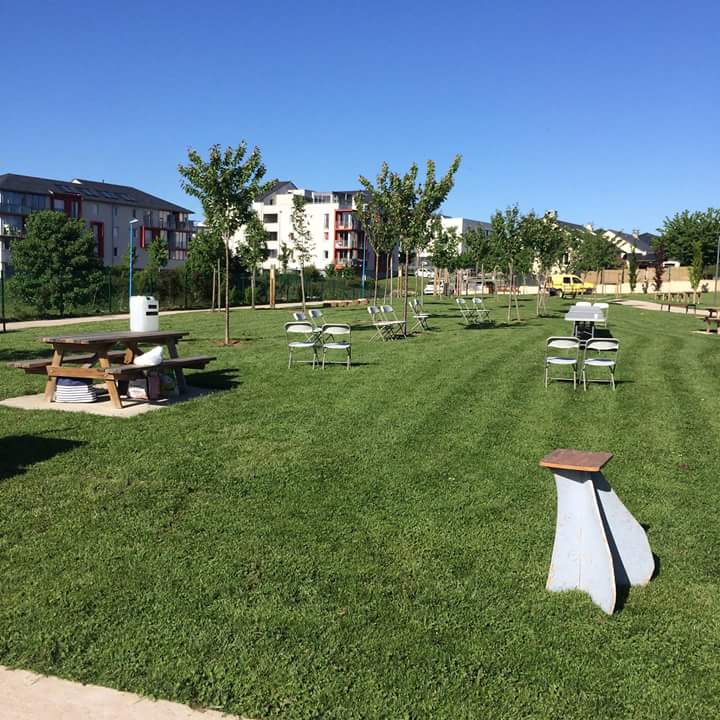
<box><xmin>0</xmin><ymin>173</ymin><xmax>192</xmax><ymax>214</ymax></box>
<box><xmin>255</xmin><ymin>180</ymin><xmax>297</xmax><ymax>203</ymax></box>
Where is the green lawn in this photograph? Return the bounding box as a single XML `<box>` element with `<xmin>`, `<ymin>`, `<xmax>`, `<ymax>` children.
<box><xmin>1</xmin><ymin>298</ymin><xmax>719</xmax><ymax>719</ymax></box>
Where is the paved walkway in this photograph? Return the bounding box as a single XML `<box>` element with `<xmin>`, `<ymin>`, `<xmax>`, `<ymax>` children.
<box><xmin>2</xmin><ymin>299</ymin><xmax>351</xmax><ymax>331</ymax></box>
<box><xmin>614</xmin><ymin>299</ymin><xmax>704</xmax><ymax>315</ymax></box>
<box><xmin>0</xmin><ymin>666</ymin><xmax>247</xmax><ymax>720</ymax></box>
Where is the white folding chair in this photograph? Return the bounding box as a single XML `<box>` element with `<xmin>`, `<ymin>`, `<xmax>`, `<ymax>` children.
<box><xmin>368</xmin><ymin>306</ymin><xmax>395</xmax><ymax>341</ymax></box>
<box><xmin>320</xmin><ymin>324</ymin><xmax>351</xmax><ymax>369</ymax></box>
<box><xmin>309</xmin><ymin>308</ymin><xmax>325</xmax><ymax>329</ymax></box>
<box><xmin>285</xmin><ymin>322</ymin><xmax>318</xmax><ymax>368</ymax></box>
<box><xmin>291</xmin><ymin>311</ymin><xmax>307</xmax><ymax>321</ymax></box>
<box><xmin>576</xmin><ymin>301</ymin><xmax>592</xmax><ymax>308</ymax></box>
<box><xmin>410</xmin><ymin>298</ymin><xmax>430</xmax><ymax>331</ymax></box>
<box><xmin>471</xmin><ymin>296</ymin><xmax>491</xmax><ymax>323</ymax></box>
<box><xmin>380</xmin><ymin>305</ymin><xmax>406</xmax><ymax>338</ymax></box>
<box><xmin>593</xmin><ymin>302</ymin><xmax>609</xmax><ymax>329</ymax></box>
<box><xmin>582</xmin><ymin>338</ymin><xmax>619</xmax><ymax>390</ymax></box>
<box><xmin>456</xmin><ymin>298</ymin><xmax>476</xmax><ymax>325</ymax></box>
<box><xmin>545</xmin><ymin>336</ymin><xmax>581</xmax><ymax>389</ymax></box>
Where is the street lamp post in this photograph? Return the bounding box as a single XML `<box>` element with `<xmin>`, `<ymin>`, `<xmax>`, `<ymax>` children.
<box><xmin>129</xmin><ymin>219</ymin><xmax>139</xmax><ymax>301</ymax></box>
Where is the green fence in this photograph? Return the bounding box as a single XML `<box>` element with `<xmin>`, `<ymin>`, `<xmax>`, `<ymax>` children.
<box><xmin>0</xmin><ymin>267</ymin><xmax>375</xmax><ymax>324</ymax></box>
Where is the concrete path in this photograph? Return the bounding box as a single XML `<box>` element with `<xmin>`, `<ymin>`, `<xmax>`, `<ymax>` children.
<box><xmin>614</xmin><ymin>299</ymin><xmax>704</xmax><ymax>315</ymax></box>
<box><xmin>0</xmin><ymin>666</ymin><xmax>247</xmax><ymax>720</ymax></box>
<box><xmin>2</xmin><ymin>301</ymin><xmax>325</xmax><ymax>332</ymax></box>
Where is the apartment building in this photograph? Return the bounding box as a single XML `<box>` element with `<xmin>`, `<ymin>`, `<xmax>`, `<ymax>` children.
<box><xmin>233</xmin><ymin>181</ymin><xmax>388</xmax><ymax>276</ymax></box>
<box><xmin>413</xmin><ymin>215</ymin><xmax>491</xmax><ymax>270</ymax></box>
<box><xmin>0</xmin><ymin>173</ymin><xmax>195</xmax><ymax>270</ymax></box>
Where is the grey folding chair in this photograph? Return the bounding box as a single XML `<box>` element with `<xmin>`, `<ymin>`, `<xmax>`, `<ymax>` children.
<box><xmin>285</xmin><ymin>321</ymin><xmax>318</xmax><ymax>368</ymax></box>
<box><xmin>471</xmin><ymin>296</ymin><xmax>491</xmax><ymax>323</ymax></box>
<box><xmin>309</xmin><ymin>308</ymin><xmax>325</xmax><ymax>329</ymax></box>
<box><xmin>292</xmin><ymin>311</ymin><xmax>307</xmax><ymax>321</ymax></box>
<box><xmin>368</xmin><ymin>306</ymin><xmax>394</xmax><ymax>341</ymax></box>
<box><xmin>380</xmin><ymin>305</ymin><xmax>406</xmax><ymax>338</ymax></box>
<box><xmin>544</xmin><ymin>336</ymin><xmax>581</xmax><ymax>389</ymax></box>
<box><xmin>582</xmin><ymin>338</ymin><xmax>619</xmax><ymax>390</ymax></box>
<box><xmin>456</xmin><ymin>297</ymin><xmax>475</xmax><ymax>325</ymax></box>
<box><xmin>320</xmin><ymin>323</ymin><xmax>351</xmax><ymax>369</ymax></box>
<box><xmin>410</xmin><ymin>298</ymin><xmax>430</xmax><ymax>331</ymax></box>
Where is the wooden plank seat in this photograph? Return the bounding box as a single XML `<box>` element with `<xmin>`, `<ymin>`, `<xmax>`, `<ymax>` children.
<box><xmin>11</xmin><ymin>350</ymin><xmax>127</xmax><ymax>374</ymax></box>
<box><xmin>103</xmin><ymin>355</ymin><xmax>216</xmax><ymax>377</ymax></box>
<box><xmin>704</xmin><ymin>316</ymin><xmax>720</xmax><ymax>333</ymax></box>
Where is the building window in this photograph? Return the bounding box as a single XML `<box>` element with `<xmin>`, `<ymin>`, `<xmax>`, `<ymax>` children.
<box><xmin>263</xmin><ymin>213</ymin><xmax>278</xmax><ymax>224</ymax></box>
<box><xmin>267</xmin><ymin>248</ymin><xmax>278</xmax><ymax>259</ymax></box>
<box><xmin>53</xmin><ymin>198</ymin><xmax>64</xmax><ymax>212</ymax></box>
<box><xmin>132</xmin><ymin>209</ymin><xmax>137</xmax><ymax>218</ymax></box>
<box><xmin>114</xmin><ymin>207</ymin><xmax>118</xmax><ymax>217</ymax></box>
<box><xmin>112</xmin><ymin>226</ymin><xmax>119</xmax><ymax>241</ymax></box>
<box><xmin>324</xmin><ymin>250</ymin><xmax>329</xmax><ymax>259</ymax></box>
<box><xmin>324</xmin><ymin>232</ymin><xmax>329</xmax><ymax>240</ymax></box>
<box><xmin>323</xmin><ymin>214</ymin><xmax>329</xmax><ymax>229</ymax></box>
<box><xmin>113</xmin><ymin>247</ymin><xmax>118</xmax><ymax>257</ymax></box>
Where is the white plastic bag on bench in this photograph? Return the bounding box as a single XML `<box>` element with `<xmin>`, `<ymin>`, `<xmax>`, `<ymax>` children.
<box><xmin>134</xmin><ymin>346</ymin><xmax>164</xmax><ymax>367</ymax></box>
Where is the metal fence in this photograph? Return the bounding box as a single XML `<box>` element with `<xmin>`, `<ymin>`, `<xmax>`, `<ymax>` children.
<box><xmin>0</xmin><ymin>267</ymin><xmax>376</xmax><ymax>324</ymax></box>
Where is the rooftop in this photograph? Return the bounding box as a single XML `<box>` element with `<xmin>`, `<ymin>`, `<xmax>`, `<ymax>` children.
<box><xmin>0</xmin><ymin>173</ymin><xmax>191</xmax><ymax>214</ymax></box>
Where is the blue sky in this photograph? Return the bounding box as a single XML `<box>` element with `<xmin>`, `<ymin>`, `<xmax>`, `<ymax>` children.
<box><xmin>2</xmin><ymin>0</ymin><xmax>718</xmax><ymax>233</ymax></box>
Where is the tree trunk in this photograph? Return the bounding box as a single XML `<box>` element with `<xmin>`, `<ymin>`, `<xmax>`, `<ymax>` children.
<box><xmin>300</xmin><ymin>263</ymin><xmax>307</xmax><ymax>313</ymax></box>
<box><xmin>507</xmin><ymin>263</ymin><xmax>513</xmax><ymax>323</ymax></box>
<box><xmin>402</xmin><ymin>250</ymin><xmax>409</xmax><ymax>335</ymax></box>
<box><xmin>251</xmin><ymin>268</ymin><xmax>256</xmax><ymax>309</ymax></box>
<box><xmin>224</xmin><ymin>237</ymin><xmax>230</xmax><ymax>345</ymax></box>
<box><xmin>373</xmin><ymin>252</ymin><xmax>379</xmax><ymax>305</ymax></box>
<box><xmin>211</xmin><ymin>267</ymin><xmax>216</xmax><ymax>311</ymax></box>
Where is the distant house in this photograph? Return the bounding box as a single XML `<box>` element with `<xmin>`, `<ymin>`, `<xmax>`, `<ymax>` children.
<box><xmin>0</xmin><ymin>173</ymin><xmax>195</xmax><ymax>269</ymax></box>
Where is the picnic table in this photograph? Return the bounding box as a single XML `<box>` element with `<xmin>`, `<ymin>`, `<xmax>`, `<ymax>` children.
<box><xmin>564</xmin><ymin>306</ymin><xmax>606</xmax><ymax>339</ymax></box>
<box><xmin>704</xmin><ymin>307</ymin><xmax>720</xmax><ymax>333</ymax></box>
<box><xmin>11</xmin><ymin>330</ymin><xmax>215</xmax><ymax>409</ymax></box>
<box><xmin>656</xmin><ymin>291</ymin><xmax>699</xmax><ymax>314</ymax></box>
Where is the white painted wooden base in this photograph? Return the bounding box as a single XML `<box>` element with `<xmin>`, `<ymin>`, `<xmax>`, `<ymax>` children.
<box><xmin>547</xmin><ymin>469</ymin><xmax>654</xmax><ymax>614</ymax></box>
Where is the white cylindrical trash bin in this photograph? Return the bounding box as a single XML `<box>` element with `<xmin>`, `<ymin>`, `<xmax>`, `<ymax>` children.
<box><xmin>130</xmin><ymin>296</ymin><xmax>159</xmax><ymax>332</ymax></box>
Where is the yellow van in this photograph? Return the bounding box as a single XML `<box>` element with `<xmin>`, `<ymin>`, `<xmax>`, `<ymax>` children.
<box><xmin>547</xmin><ymin>274</ymin><xmax>594</xmax><ymax>297</ymax></box>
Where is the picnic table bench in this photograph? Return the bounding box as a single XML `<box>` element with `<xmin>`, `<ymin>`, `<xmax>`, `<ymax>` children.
<box><xmin>656</xmin><ymin>291</ymin><xmax>699</xmax><ymax>314</ymax></box>
<box><xmin>704</xmin><ymin>307</ymin><xmax>720</xmax><ymax>333</ymax></box>
<box><xmin>10</xmin><ymin>330</ymin><xmax>215</xmax><ymax>409</ymax></box>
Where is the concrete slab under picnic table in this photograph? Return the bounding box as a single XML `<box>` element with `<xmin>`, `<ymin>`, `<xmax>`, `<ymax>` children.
<box><xmin>0</xmin><ymin>386</ymin><xmax>214</xmax><ymax>417</ymax></box>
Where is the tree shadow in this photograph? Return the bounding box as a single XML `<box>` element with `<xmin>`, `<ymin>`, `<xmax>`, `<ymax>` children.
<box><xmin>0</xmin><ymin>434</ymin><xmax>84</xmax><ymax>482</ymax></box>
<box><xmin>187</xmin><ymin>368</ymin><xmax>242</xmax><ymax>391</ymax></box>
<box><xmin>0</xmin><ymin>348</ymin><xmax>52</xmax><ymax>364</ymax></box>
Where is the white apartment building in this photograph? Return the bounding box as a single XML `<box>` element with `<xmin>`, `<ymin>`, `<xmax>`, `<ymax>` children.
<box><xmin>233</xmin><ymin>181</ymin><xmax>389</xmax><ymax>276</ymax></box>
<box><xmin>414</xmin><ymin>215</ymin><xmax>491</xmax><ymax>270</ymax></box>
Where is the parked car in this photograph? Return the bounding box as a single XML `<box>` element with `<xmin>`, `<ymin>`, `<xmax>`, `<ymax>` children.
<box><xmin>546</xmin><ymin>274</ymin><xmax>594</xmax><ymax>297</ymax></box>
<box><xmin>423</xmin><ymin>281</ymin><xmax>445</xmax><ymax>295</ymax></box>
<box><xmin>415</xmin><ymin>268</ymin><xmax>434</xmax><ymax>278</ymax></box>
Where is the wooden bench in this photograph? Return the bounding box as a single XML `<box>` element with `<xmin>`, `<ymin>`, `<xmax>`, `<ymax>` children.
<box><xmin>104</xmin><ymin>356</ymin><xmax>216</xmax><ymax>377</ymax></box>
<box><xmin>704</xmin><ymin>316</ymin><xmax>720</xmax><ymax>334</ymax></box>
<box><xmin>11</xmin><ymin>350</ymin><xmax>127</xmax><ymax>375</ymax></box>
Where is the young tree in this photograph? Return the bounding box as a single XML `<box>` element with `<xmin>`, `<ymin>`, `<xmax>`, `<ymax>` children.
<box><xmin>628</xmin><ymin>250</ymin><xmax>638</xmax><ymax>292</ymax></box>
<box><xmin>144</xmin><ymin>235</ymin><xmax>169</xmax><ymax>292</ymax></box>
<box><xmin>569</xmin><ymin>227</ymin><xmax>620</xmax><ymax>295</ymax></box>
<box><xmin>179</xmin><ymin>143</ymin><xmax>273</xmax><ymax>344</ymax></box>
<box><xmin>653</xmin><ymin>240</ymin><xmax>667</xmax><ymax>291</ymax></box>
<box><xmin>278</xmin><ymin>241</ymin><xmax>293</xmax><ymax>273</ymax></box>
<box><xmin>490</xmin><ymin>205</ymin><xmax>527</xmax><ymax>322</ymax></box>
<box><xmin>238</xmin><ymin>211</ymin><xmax>268</xmax><ymax>309</ymax></box>
<box><xmin>689</xmin><ymin>239</ymin><xmax>704</xmax><ymax>299</ymax></box>
<box><xmin>522</xmin><ymin>211</ymin><xmax>569</xmax><ymax>316</ymax></box>
<box><xmin>430</xmin><ymin>221</ymin><xmax>459</xmax><ymax>295</ymax></box>
<box><xmin>356</xmin><ymin>164</ymin><xmax>396</xmax><ymax>304</ymax></box>
<box><xmin>290</xmin><ymin>194</ymin><xmax>315</xmax><ymax>313</ymax></box>
<box><xmin>186</xmin><ymin>227</ymin><xmax>224</xmax><ymax>307</ymax></box>
<box><xmin>10</xmin><ymin>210</ymin><xmax>103</xmax><ymax>317</ymax></box>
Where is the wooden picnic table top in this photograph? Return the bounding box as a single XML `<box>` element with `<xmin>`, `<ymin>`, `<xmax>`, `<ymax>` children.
<box><xmin>41</xmin><ymin>330</ymin><xmax>188</xmax><ymax>345</ymax></box>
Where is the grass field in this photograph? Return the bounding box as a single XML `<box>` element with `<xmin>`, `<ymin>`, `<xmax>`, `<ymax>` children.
<box><xmin>1</xmin><ymin>297</ymin><xmax>719</xmax><ymax>719</ymax></box>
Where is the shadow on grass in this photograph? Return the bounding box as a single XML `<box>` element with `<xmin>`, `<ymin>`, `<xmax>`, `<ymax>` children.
<box><xmin>0</xmin><ymin>434</ymin><xmax>84</xmax><ymax>482</ymax></box>
<box><xmin>188</xmin><ymin>368</ymin><xmax>242</xmax><ymax>391</ymax></box>
<box><xmin>0</xmin><ymin>348</ymin><xmax>52</xmax><ymax>364</ymax></box>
